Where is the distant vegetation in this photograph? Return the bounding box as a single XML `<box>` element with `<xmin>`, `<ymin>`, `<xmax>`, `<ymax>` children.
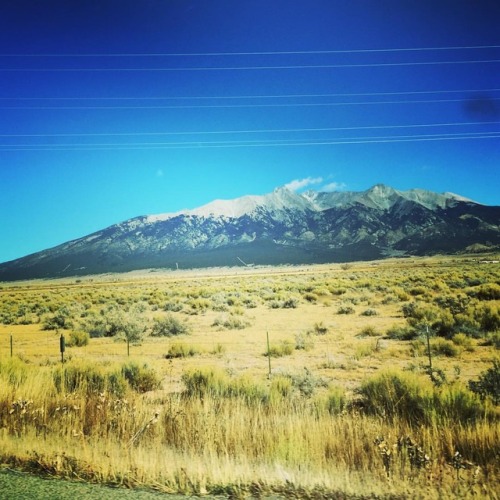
<box><xmin>0</xmin><ymin>255</ymin><xmax>499</xmax><ymax>497</ymax></box>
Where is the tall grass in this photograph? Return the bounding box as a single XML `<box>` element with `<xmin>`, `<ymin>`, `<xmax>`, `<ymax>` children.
<box><xmin>359</xmin><ymin>370</ymin><xmax>494</xmax><ymax>426</ymax></box>
<box><xmin>0</xmin><ymin>358</ymin><xmax>499</xmax><ymax>496</ymax></box>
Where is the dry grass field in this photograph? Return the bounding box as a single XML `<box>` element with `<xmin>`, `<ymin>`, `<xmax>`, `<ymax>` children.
<box><xmin>0</xmin><ymin>255</ymin><xmax>499</xmax><ymax>498</ymax></box>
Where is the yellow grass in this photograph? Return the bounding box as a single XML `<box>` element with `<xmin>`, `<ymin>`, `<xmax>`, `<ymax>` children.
<box><xmin>0</xmin><ymin>255</ymin><xmax>499</xmax><ymax>497</ymax></box>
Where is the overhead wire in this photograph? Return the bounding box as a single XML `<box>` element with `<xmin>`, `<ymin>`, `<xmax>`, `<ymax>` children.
<box><xmin>0</xmin><ymin>121</ymin><xmax>498</xmax><ymax>138</ymax></box>
<box><xmin>1</xmin><ymin>45</ymin><xmax>498</xmax><ymax>150</ymax></box>
<box><xmin>4</xmin><ymin>97</ymin><xmax>499</xmax><ymax>110</ymax></box>
<box><xmin>1</xmin><ymin>59</ymin><xmax>500</xmax><ymax>71</ymax></box>
<box><xmin>2</xmin><ymin>88</ymin><xmax>498</xmax><ymax>101</ymax></box>
<box><xmin>1</xmin><ymin>44</ymin><xmax>499</xmax><ymax>56</ymax></box>
<box><xmin>1</xmin><ymin>131</ymin><xmax>499</xmax><ymax>151</ymax></box>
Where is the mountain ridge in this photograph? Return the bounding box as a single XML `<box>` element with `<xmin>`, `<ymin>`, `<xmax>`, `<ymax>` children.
<box><xmin>0</xmin><ymin>184</ymin><xmax>498</xmax><ymax>281</ymax></box>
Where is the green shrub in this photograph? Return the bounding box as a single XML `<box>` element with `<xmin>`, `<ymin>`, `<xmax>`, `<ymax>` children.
<box><xmin>165</xmin><ymin>342</ymin><xmax>200</xmax><ymax>359</ymax></box>
<box><xmin>359</xmin><ymin>370</ymin><xmax>487</xmax><ymax>425</ymax></box>
<box><xmin>409</xmin><ymin>286</ymin><xmax>427</xmax><ymax>296</ymax></box>
<box><xmin>435</xmin><ymin>383</ymin><xmax>489</xmax><ymax>423</ymax></box>
<box><xmin>469</xmin><ymin>359</ymin><xmax>500</xmax><ymax>405</ymax></box>
<box><xmin>151</xmin><ymin>314</ymin><xmax>190</xmax><ymax>337</ymax></box>
<box><xmin>359</xmin><ymin>371</ymin><xmax>425</xmax><ymax>422</ymax></box>
<box><xmin>121</xmin><ymin>362</ymin><xmax>161</xmax><ymax>393</ymax></box>
<box><xmin>187</xmin><ymin>298</ymin><xmax>210</xmax><ymax>314</ymax></box>
<box><xmin>471</xmin><ymin>283</ymin><xmax>500</xmax><ymax>301</ymax></box>
<box><xmin>474</xmin><ymin>304</ymin><xmax>500</xmax><ymax>332</ymax></box>
<box><xmin>283</xmin><ymin>297</ymin><xmax>299</xmax><ymax>309</ymax></box>
<box><xmin>360</xmin><ymin>308</ymin><xmax>378</xmax><ymax>317</ymax></box>
<box><xmin>452</xmin><ymin>333</ymin><xmax>475</xmax><ymax>352</ymax></box>
<box><xmin>303</xmin><ymin>292</ymin><xmax>318</xmax><ymax>303</ymax></box>
<box><xmin>66</xmin><ymin>330</ymin><xmax>89</xmax><ymax>347</ymax></box>
<box><xmin>483</xmin><ymin>332</ymin><xmax>500</xmax><ymax>349</ymax></box>
<box><xmin>337</xmin><ymin>305</ymin><xmax>355</xmax><ymax>315</ymax></box>
<box><xmin>267</xmin><ymin>340</ymin><xmax>294</xmax><ymax>357</ymax></box>
<box><xmin>182</xmin><ymin>367</ymin><xmax>229</xmax><ymax>398</ymax></box>
<box><xmin>358</xmin><ymin>325</ymin><xmax>380</xmax><ymax>337</ymax></box>
<box><xmin>431</xmin><ymin>338</ymin><xmax>460</xmax><ymax>357</ymax></box>
<box><xmin>402</xmin><ymin>302</ymin><xmax>437</xmax><ymax>322</ymax></box>
<box><xmin>386</xmin><ymin>324</ymin><xmax>418</xmax><ymax>341</ymax></box>
<box><xmin>289</xmin><ymin>368</ymin><xmax>328</xmax><ymax>397</ymax></box>
<box><xmin>212</xmin><ymin>314</ymin><xmax>250</xmax><ymax>330</ymax></box>
<box><xmin>42</xmin><ymin>306</ymin><xmax>73</xmax><ymax>330</ymax></box>
<box><xmin>163</xmin><ymin>300</ymin><xmax>183</xmax><ymax>312</ymax></box>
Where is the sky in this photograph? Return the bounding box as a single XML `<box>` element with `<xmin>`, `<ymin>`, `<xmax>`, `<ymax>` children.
<box><xmin>0</xmin><ymin>0</ymin><xmax>499</xmax><ymax>263</ymax></box>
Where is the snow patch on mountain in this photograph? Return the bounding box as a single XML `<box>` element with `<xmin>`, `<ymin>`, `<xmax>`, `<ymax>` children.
<box><xmin>146</xmin><ymin>187</ymin><xmax>317</xmax><ymax>222</ymax></box>
<box><xmin>145</xmin><ymin>184</ymin><xmax>476</xmax><ymax>224</ymax></box>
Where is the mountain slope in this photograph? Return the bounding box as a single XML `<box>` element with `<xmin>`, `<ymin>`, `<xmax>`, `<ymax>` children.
<box><xmin>0</xmin><ymin>185</ymin><xmax>498</xmax><ymax>281</ymax></box>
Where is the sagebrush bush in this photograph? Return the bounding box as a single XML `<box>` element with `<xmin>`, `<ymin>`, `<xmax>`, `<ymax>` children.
<box><xmin>289</xmin><ymin>368</ymin><xmax>328</xmax><ymax>397</ymax></box>
<box><xmin>295</xmin><ymin>332</ymin><xmax>314</xmax><ymax>351</ymax></box>
<box><xmin>359</xmin><ymin>325</ymin><xmax>380</xmax><ymax>337</ymax></box>
<box><xmin>303</xmin><ymin>292</ymin><xmax>318</xmax><ymax>303</ymax></box>
<box><xmin>474</xmin><ymin>303</ymin><xmax>500</xmax><ymax>332</ymax></box>
<box><xmin>121</xmin><ymin>362</ymin><xmax>161</xmax><ymax>393</ymax></box>
<box><xmin>269</xmin><ymin>297</ymin><xmax>299</xmax><ymax>309</ymax></box>
<box><xmin>469</xmin><ymin>359</ymin><xmax>500</xmax><ymax>405</ymax></box>
<box><xmin>470</xmin><ymin>283</ymin><xmax>500</xmax><ymax>301</ymax></box>
<box><xmin>431</xmin><ymin>338</ymin><xmax>460</xmax><ymax>357</ymax></box>
<box><xmin>484</xmin><ymin>331</ymin><xmax>500</xmax><ymax>349</ymax></box>
<box><xmin>267</xmin><ymin>340</ymin><xmax>294</xmax><ymax>357</ymax></box>
<box><xmin>151</xmin><ymin>314</ymin><xmax>190</xmax><ymax>337</ymax></box>
<box><xmin>337</xmin><ymin>305</ymin><xmax>355</xmax><ymax>315</ymax></box>
<box><xmin>164</xmin><ymin>342</ymin><xmax>200</xmax><ymax>359</ymax></box>
<box><xmin>386</xmin><ymin>324</ymin><xmax>418</xmax><ymax>341</ymax></box>
<box><xmin>451</xmin><ymin>333</ymin><xmax>474</xmax><ymax>352</ymax></box>
<box><xmin>66</xmin><ymin>330</ymin><xmax>89</xmax><ymax>347</ymax></box>
<box><xmin>212</xmin><ymin>314</ymin><xmax>250</xmax><ymax>330</ymax></box>
<box><xmin>182</xmin><ymin>366</ymin><xmax>229</xmax><ymax>398</ymax></box>
<box><xmin>359</xmin><ymin>370</ymin><xmax>488</xmax><ymax>425</ymax></box>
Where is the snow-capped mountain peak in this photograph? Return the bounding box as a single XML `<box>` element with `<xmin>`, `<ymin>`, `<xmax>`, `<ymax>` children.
<box><xmin>147</xmin><ymin>186</ymin><xmax>317</xmax><ymax>222</ymax></box>
<box><xmin>1</xmin><ymin>183</ymin><xmax>496</xmax><ymax>281</ymax></box>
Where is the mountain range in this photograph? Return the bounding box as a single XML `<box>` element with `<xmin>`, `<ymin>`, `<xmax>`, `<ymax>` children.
<box><xmin>1</xmin><ymin>184</ymin><xmax>499</xmax><ymax>281</ymax></box>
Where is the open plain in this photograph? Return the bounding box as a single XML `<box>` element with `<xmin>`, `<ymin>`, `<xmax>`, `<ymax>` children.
<box><xmin>0</xmin><ymin>255</ymin><xmax>499</xmax><ymax>498</ymax></box>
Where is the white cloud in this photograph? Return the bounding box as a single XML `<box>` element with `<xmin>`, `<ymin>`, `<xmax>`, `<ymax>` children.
<box><xmin>322</xmin><ymin>182</ymin><xmax>347</xmax><ymax>192</ymax></box>
<box><xmin>284</xmin><ymin>177</ymin><xmax>323</xmax><ymax>192</ymax></box>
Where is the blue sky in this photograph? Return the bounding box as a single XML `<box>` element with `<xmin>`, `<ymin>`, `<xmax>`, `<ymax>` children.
<box><xmin>0</xmin><ymin>0</ymin><xmax>499</xmax><ymax>263</ymax></box>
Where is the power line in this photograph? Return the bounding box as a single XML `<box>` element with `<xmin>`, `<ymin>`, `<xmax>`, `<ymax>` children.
<box><xmin>1</xmin><ymin>132</ymin><xmax>498</xmax><ymax>151</ymax></box>
<box><xmin>3</xmin><ymin>97</ymin><xmax>500</xmax><ymax>110</ymax></box>
<box><xmin>1</xmin><ymin>88</ymin><xmax>498</xmax><ymax>101</ymax></box>
<box><xmin>1</xmin><ymin>59</ymin><xmax>500</xmax><ymax>72</ymax></box>
<box><xmin>1</xmin><ymin>45</ymin><xmax>499</xmax><ymax>57</ymax></box>
<box><xmin>0</xmin><ymin>121</ymin><xmax>498</xmax><ymax>138</ymax></box>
